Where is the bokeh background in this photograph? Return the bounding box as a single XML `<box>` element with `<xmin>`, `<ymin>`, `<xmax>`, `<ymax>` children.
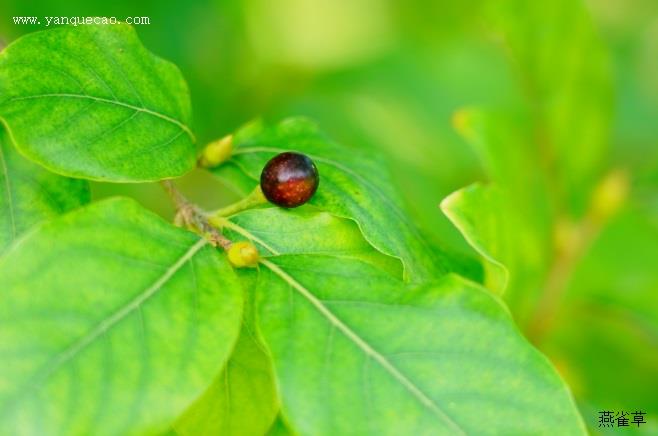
<box><xmin>2</xmin><ymin>0</ymin><xmax>657</xmax><ymax>433</ymax></box>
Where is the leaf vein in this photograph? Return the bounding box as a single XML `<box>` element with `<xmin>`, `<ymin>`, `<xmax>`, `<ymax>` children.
<box><xmin>0</xmin><ymin>238</ymin><xmax>207</xmax><ymax>413</ymax></box>
<box><xmin>5</xmin><ymin>93</ymin><xmax>195</xmax><ymax>142</ymax></box>
<box><xmin>260</xmin><ymin>259</ymin><xmax>466</xmax><ymax>434</ymax></box>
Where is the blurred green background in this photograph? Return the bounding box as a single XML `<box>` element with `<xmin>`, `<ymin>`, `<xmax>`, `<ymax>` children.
<box><xmin>2</xmin><ymin>0</ymin><xmax>657</xmax><ymax>433</ymax></box>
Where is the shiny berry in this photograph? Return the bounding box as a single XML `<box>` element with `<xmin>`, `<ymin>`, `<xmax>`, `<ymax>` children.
<box><xmin>260</xmin><ymin>152</ymin><xmax>319</xmax><ymax>208</ymax></box>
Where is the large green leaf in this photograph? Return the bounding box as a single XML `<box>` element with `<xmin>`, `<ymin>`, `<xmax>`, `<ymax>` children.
<box><xmin>211</xmin><ymin>117</ymin><xmax>458</xmax><ymax>281</ymax></box>
<box><xmin>253</xmin><ymin>255</ymin><xmax>585</xmax><ymax>435</ymax></box>
<box><xmin>0</xmin><ymin>197</ymin><xmax>242</xmax><ymax>435</ymax></box>
<box><xmin>0</xmin><ymin>127</ymin><xmax>88</xmax><ymax>254</ymax></box>
<box><xmin>215</xmin><ymin>208</ymin><xmax>584</xmax><ymax>434</ymax></box>
<box><xmin>0</xmin><ymin>24</ymin><xmax>195</xmax><ymax>182</ymax></box>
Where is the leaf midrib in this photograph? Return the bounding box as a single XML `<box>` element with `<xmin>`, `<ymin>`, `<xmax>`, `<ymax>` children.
<box><xmin>219</xmin><ymin>185</ymin><xmax>466</xmax><ymax>433</ymax></box>
<box><xmin>229</xmin><ymin>223</ymin><xmax>461</xmax><ymax>430</ymax></box>
<box><xmin>259</xmin><ymin>258</ymin><xmax>466</xmax><ymax>435</ymax></box>
<box><xmin>1</xmin><ymin>237</ymin><xmax>207</xmax><ymax>412</ymax></box>
<box><xmin>5</xmin><ymin>93</ymin><xmax>195</xmax><ymax>142</ymax></box>
<box><xmin>221</xmin><ymin>218</ymin><xmax>280</xmax><ymax>255</ymax></box>
<box><xmin>231</xmin><ymin>146</ymin><xmax>439</xmax><ymax>280</ymax></box>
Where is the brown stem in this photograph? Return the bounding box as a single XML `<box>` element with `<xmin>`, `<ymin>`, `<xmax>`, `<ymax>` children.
<box><xmin>526</xmin><ymin>170</ymin><xmax>629</xmax><ymax>344</ymax></box>
<box><xmin>160</xmin><ymin>180</ymin><xmax>233</xmax><ymax>250</ymax></box>
<box><xmin>525</xmin><ymin>219</ymin><xmax>595</xmax><ymax>344</ymax></box>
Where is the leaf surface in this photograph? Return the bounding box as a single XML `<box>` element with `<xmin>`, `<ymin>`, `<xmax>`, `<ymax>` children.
<box><xmin>218</xmin><ymin>210</ymin><xmax>585</xmax><ymax>434</ymax></box>
<box><xmin>222</xmin><ymin>206</ymin><xmax>403</xmax><ymax>276</ymax></box>
<box><xmin>0</xmin><ymin>198</ymin><xmax>242</xmax><ymax>435</ymax></box>
<box><xmin>174</xmin><ymin>326</ymin><xmax>279</xmax><ymax>436</ymax></box>
<box><xmin>254</xmin><ymin>255</ymin><xmax>585</xmax><ymax>435</ymax></box>
<box><xmin>0</xmin><ymin>25</ymin><xmax>195</xmax><ymax>182</ymax></box>
<box><xmin>0</xmin><ymin>127</ymin><xmax>89</xmax><ymax>254</ymax></box>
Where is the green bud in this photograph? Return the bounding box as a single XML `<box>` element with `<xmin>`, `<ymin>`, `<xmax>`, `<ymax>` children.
<box><xmin>198</xmin><ymin>134</ymin><xmax>233</xmax><ymax>168</ymax></box>
<box><xmin>227</xmin><ymin>241</ymin><xmax>260</xmax><ymax>268</ymax></box>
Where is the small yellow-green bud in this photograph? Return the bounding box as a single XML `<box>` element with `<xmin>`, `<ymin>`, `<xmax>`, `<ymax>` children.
<box><xmin>227</xmin><ymin>241</ymin><xmax>260</xmax><ymax>268</ymax></box>
<box><xmin>198</xmin><ymin>134</ymin><xmax>233</xmax><ymax>168</ymax></box>
<box><xmin>451</xmin><ymin>108</ymin><xmax>477</xmax><ymax>141</ymax></box>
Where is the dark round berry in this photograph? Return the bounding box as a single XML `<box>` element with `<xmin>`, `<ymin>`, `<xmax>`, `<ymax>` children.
<box><xmin>260</xmin><ymin>152</ymin><xmax>319</xmax><ymax>208</ymax></box>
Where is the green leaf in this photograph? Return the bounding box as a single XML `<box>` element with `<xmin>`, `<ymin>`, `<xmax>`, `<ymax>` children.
<box><xmin>253</xmin><ymin>255</ymin><xmax>585</xmax><ymax>435</ymax></box>
<box><xmin>0</xmin><ymin>127</ymin><xmax>89</xmax><ymax>254</ymax></box>
<box><xmin>174</xmin><ymin>326</ymin><xmax>279</xmax><ymax>436</ymax></box>
<box><xmin>208</xmin><ymin>179</ymin><xmax>583</xmax><ymax>433</ymax></box>
<box><xmin>0</xmin><ymin>24</ymin><xmax>195</xmax><ymax>182</ymax></box>
<box><xmin>441</xmin><ymin>183</ymin><xmax>508</xmax><ymax>294</ymax></box>
<box><xmin>211</xmin><ymin>117</ymin><xmax>456</xmax><ymax>281</ymax></box>
<box><xmin>0</xmin><ymin>197</ymin><xmax>243</xmax><ymax>434</ymax></box>
<box><xmin>222</xmin><ymin>206</ymin><xmax>403</xmax><ymax>277</ymax></box>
